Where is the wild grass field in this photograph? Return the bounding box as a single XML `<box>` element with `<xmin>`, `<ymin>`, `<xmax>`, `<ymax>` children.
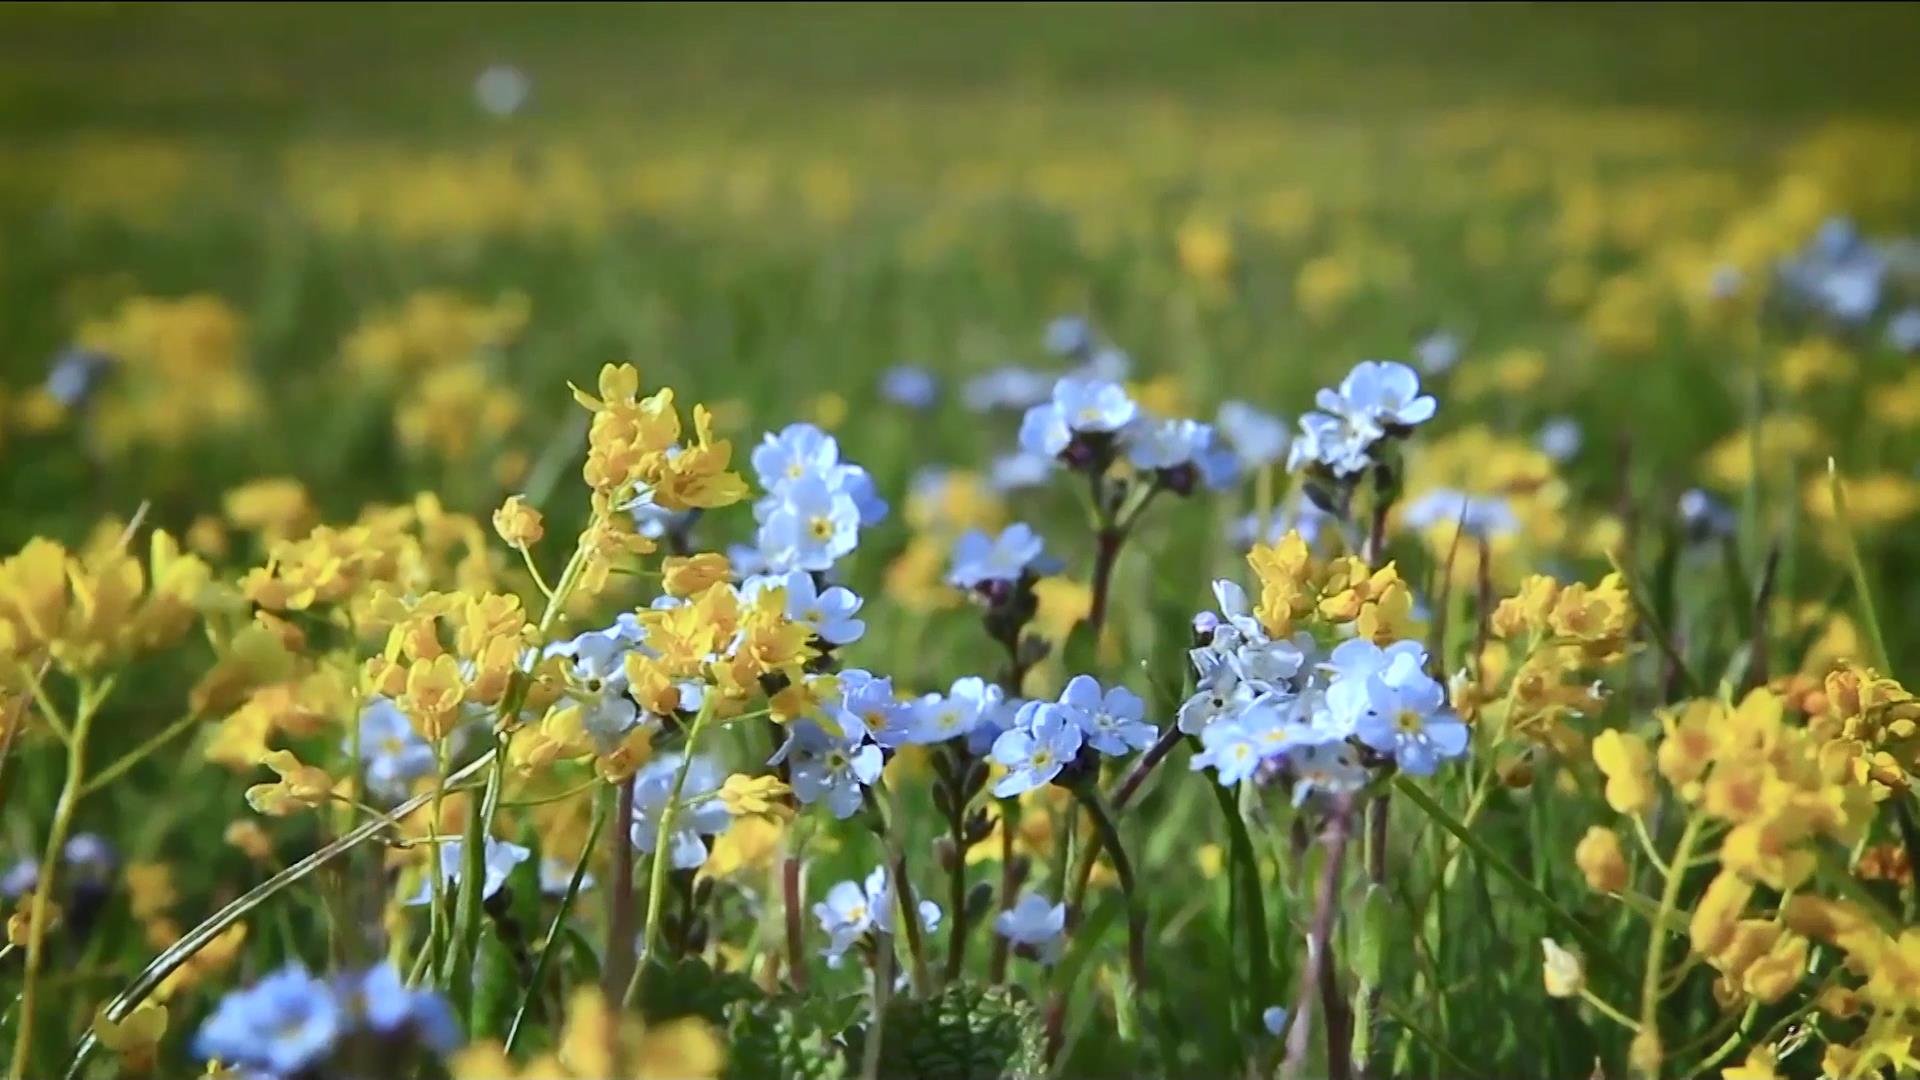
<box><xmin>3</xmin><ymin>4</ymin><xmax>1920</xmax><ymax>1078</ymax></box>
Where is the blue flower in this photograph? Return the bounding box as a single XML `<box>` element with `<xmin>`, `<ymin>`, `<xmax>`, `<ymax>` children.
<box><xmin>0</xmin><ymin>858</ymin><xmax>37</xmax><ymax>900</ymax></box>
<box><xmin>473</xmin><ymin>64</ymin><xmax>531</xmax><ymax>118</ymax></box>
<box><xmin>1402</xmin><ymin>489</ymin><xmax>1520</xmax><ymax>540</ymax></box>
<box><xmin>756</xmin><ymin>473</ymin><xmax>861</xmax><ymax>572</ymax></box>
<box><xmin>194</xmin><ymin>965</ymin><xmax>344</xmax><ymax>1076</ymax></box>
<box><xmin>990</xmin><ymin>704</ymin><xmax>1083</xmax><ymax>797</ymax></box>
<box><xmin>1263</xmin><ymin>1006</ymin><xmax>1290</xmax><ymax>1036</ymax></box>
<box><xmin>1053</xmin><ymin>675</ymin><xmax>1155</xmax><ymax>756</ymax></box>
<box><xmin>353</xmin><ymin>698</ymin><xmax>437</xmax><ymax>801</ymax></box>
<box><xmin>905</xmin><ymin>675</ymin><xmax>997</xmax><ymax>744</ymax></box>
<box><xmin>1044</xmin><ymin>315</ymin><xmax>1094</xmax><ymax>359</ymax></box>
<box><xmin>44</xmin><ymin>347</ymin><xmax>111</xmax><ymax>409</ymax></box>
<box><xmin>966</xmin><ymin>693</ymin><xmax>1028</xmax><ymax>756</ymax></box>
<box><xmin>775</xmin><ymin>721</ymin><xmax>882</xmax><ymax>819</ymax></box>
<box><xmin>752</xmin><ymin>423</ymin><xmax>842</xmax><ymax>490</ymax></box>
<box><xmin>989</xmin><ymin>450</ymin><xmax>1056</xmax><ymax>492</ymax></box>
<box><xmin>748</xmin><ymin>570</ymin><xmax>865</xmax><ymax>646</ymax></box>
<box><xmin>1215</xmin><ymin>401</ymin><xmax>1290</xmax><ymax>469</ymax></box>
<box><xmin>62</xmin><ymin>832</ymin><xmax>114</xmax><ymax>882</ymax></box>
<box><xmin>1288</xmin><ymin>742</ymin><xmax>1369</xmax><ymax>806</ymax></box>
<box><xmin>993</xmin><ymin>891</ymin><xmax>1066</xmax><ymax>963</ymax></box>
<box><xmin>840</xmin><ymin>670</ymin><xmax>914</xmax><ymax>750</ymax></box>
<box><xmin>405</xmin><ymin>837</ymin><xmax>531</xmax><ymax>907</ymax></box>
<box><xmin>543</xmin><ymin>618</ymin><xmax>645</xmax><ymax>749</ymax></box>
<box><xmin>628</xmin><ymin>754</ymin><xmax>734</xmax><ymax>869</ymax></box>
<box><xmin>814</xmin><ymin>876</ymin><xmax>877</xmax><ymax>965</ymax></box>
<box><xmin>1351</xmin><ymin>673</ymin><xmax>1466</xmax><ymax>776</ymax></box>
<box><xmin>948</xmin><ymin>523</ymin><xmax>1045</xmax><ymax>589</ymax></box>
<box><xmin>1054</xmin><ymin>375</ymin><xmax>1137</xmax><ymax>434</ymax></box>
<box><xmin>1414</xmin><ymin>330</ymin><xmax>1461</xmax><ymax>374</ymax></box>
<box><xmin>1286</xmin><ymin>409</ymin><xmax>1375</xmax><ymax>477</ymax></box>
<box><xmin>962</xmin><ymin>365</ymin><xmax>1053</xmax><ymax>413</ymax></box>
<box><xmin>1190</xmin><ymin>718</ymin><xmax>1263</xmax><ymax>786</ymax></box>
<box><xmin>881</xmin><ymin>365</ymin><xmax>938</xmax><ymax>409</ymax></box>
<box><xmin>340</xmin><ymin>963</ymin><xmax>460</xmax><ymax>1053</ymax></box>
<box><xmin>1317</xmin><ymin>360</ymin><xmax>1437</xmax><ymax>436</ymax></box>
<box><xmin>1536</xmin><ymin>417</ymin><xmax>1583</xmax><ymax>462</ymax></box>
<box><xmin>1888</xmin><ymin>307</ymin><xmax>1920</xmax><ymax>354</ymax></box>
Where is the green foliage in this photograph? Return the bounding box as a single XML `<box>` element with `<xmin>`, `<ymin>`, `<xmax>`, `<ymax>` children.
<box><xmin>848</xmin><ymin>983</ymin><xmax>1047</xmax><ymax>1080</ymax></box>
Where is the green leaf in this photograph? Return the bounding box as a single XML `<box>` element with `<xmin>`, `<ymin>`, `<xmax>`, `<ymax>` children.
<box><xmin>727</xmin><ymin>993</ymin><xmax>860</xmax><ymax>1080</ymax></box>
<box><xmin>632</xmin><ymin>956</ymin><xmax>763</xmax><ymax>1026</ymax></box>
<box><xmin>852</xmin><ymin>982</ymin><xmax>1046</xmax><ymax>1080</ymax></box>
<box><xmin>1354</xmin><ymin>884</ymin><xmax>1390</xmax><ymax>986</ymax></box>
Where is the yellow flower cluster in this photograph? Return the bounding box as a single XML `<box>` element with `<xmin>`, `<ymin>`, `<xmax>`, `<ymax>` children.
<box><xmin>1782</xmin><ymin>895</ymin><xmax>1920</xmax><ymax>1077</ymax></box>
<box><xmin>1455</xmin><ymin>573</ymin><xmax>1631</xmax><ymax>757</ymax></box>
<box><xmin>1246</xmin><ymin>530</ymin><xmax>1419</xmax><ymax>644</ymax></box>
<box><xmin>573</xmin><ymin>363</ymin><xmax>749</xmax><ymax>520</ymax></box>
<box><xmin>452</xmin><ymin>988</ymin><xmax>722</xmax><ymax>1079</ymax></box>
<box><xmin>241</xmin><ymin>495</ymin><xmax>502</xmax><ymax>623</ymax></box>
<box><xmin>74</xmin><ymin>295</ymin><xmax>259</xmax><ymax>453</ymax></box>
<box><xmin>364</xmin><ymin>589</ymin><xmax>540</xmax><ymax>741</ymax></box>
<box><xmin>0</xmin><ymin>531</ymin><xmax>212</xmax><ymax>674</ymax></box>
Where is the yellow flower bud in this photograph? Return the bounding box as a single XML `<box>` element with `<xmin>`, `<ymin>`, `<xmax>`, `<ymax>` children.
<box><xmin>1628</xmin><ymin>1030</ymin><xmax>1662</xmax><ymax>1077</ymax></box>
<box><xmin>1540</xmin><ymin>937</ymin><xmax>1584</xmax><ymax>998</ymax></box>
<box><xmin>663</xmin><ymin>553</ymin><xmax>731</xmax><ymax>598</ymax></box>
<box><xmin>1573</xmin><ymin>827</ymin><xmax>1628</xmax><ymax>893</ymax></box>
<box><xmin>491</xmin><ymin>494</ymin><xmax>544</xmax><ymax>548</ymax></box>
<box><xmin>1592</xmin><ymin>729</ymin><xmax>1656</xmax><ymax>815</ymax></box>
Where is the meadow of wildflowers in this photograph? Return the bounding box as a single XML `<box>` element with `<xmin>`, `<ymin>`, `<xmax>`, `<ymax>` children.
<box><xmin>4</xmin><ymin>5</ymin><xmax>1920</xmax><ymax>1079</ymax></box>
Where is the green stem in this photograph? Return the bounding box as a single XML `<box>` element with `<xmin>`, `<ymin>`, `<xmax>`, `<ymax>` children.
<box><xmin>1074</xmin><ymin>785</ymin><xmax>1145</xmax><ymax>989</ymax></box>
<box><xmin>9</xmin><ymin>677</ymin><xmax>108</xmax><ymax>1080</ymax></box>
<box><xmin>1208</xmin><ymin>775</ymin><xmax>1275</xmax><ymax>1024</ymax></box>
<box><xmin>1637</xmin><ymin>815</ymin><xmax>1702</xmax><ymax>1052</ymax></box>
<box><xmin>507</xmin><ymin>784</ymin><xmax>607</xmax><ymax>1052</ymax></box>
<box><xmin>632</xmin><ymin>694</ymin><xmax>717</xmax><ymax>992</ymax></box>
<box><xmin>1826</xmin><ymin>463</ymin><xmax>1892</xmax><ymax>672</ymax></box>
<box><xmin>77</xmin><ymin>711</ymin><xmax>202</xmax><ymax>797</ymax></box>
<box><xmin>1394</xmin><ymin>776</ymin><xmax>1619</xmax><ymax>977</ymax></box>
<box><xmin>1580</xmin><ymin>987</ymin><xmax>1641</xmax><ymax>1032</ymax></box>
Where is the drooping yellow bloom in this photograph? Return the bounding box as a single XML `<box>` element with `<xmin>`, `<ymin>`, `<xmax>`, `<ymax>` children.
<box><xmin>1573</xmin><ymin>827</ymin><xmax>1628</xmax><ymax>893</ymax></box>
<box><xmin>492</xmin><ymin>495</ymin><xmax>545</xmax><ymax>548</ymax></box>
<box><xmin>243</xmin><ymin>750</ymin><xmax>335</xmax><ymax>816</ymax></box>
<box><xmin>1591</xmin><ymin>729</ymin><xmax>1656</xmax><ymax>815</ymax></box>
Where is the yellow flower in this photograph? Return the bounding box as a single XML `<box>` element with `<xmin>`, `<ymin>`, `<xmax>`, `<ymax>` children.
<box><xmin>7</xmin><ymin>896</ymin><xmax>59</xmax><ymax>946</ymax></box>
<box><xmin>223</xmin><ymin>820</ymin><xmax>274</xmax><ymax>862</ymax></box>
<box><xmin>244</xmin><ymin>749</ymin><xmax>335</xmax><ymax>816</ymax></box>
<box><xmin>663</xmin><ymin>553</ymin><xmax>731</xmax><ymax>598</ymax></box>
<box><xmin>1573</xmin><ymin>827</ymin><xmax>1628</xmax><ymax>892</ymax></box>
<box><xmin>1740</xmin><ymin>932</ymin><xmax>1808</xmax><ymax>1003</ymax></box>
<box><xmin>1176</xmin><ymin>218</ymin><xmax>1234</xmax><ymax>281</ymax></box>
<box><xmin>1628</xmin><ymin>1030</ymin><xmax>1663</xmax><ymax>1077</ymax></box>
<box><xmin>491</xmin><ymin>495</ymin><xmax>545</xmax><ymax>548</ymax></box>
<box><xmin>1540</xmin><ymin>938</ymin><xmax>1584</xmax><ymax>998</ymax></box>
<box><xmin>402</xmin><ymin>654</ymin><xmax>467</xmax><ymax>741</ymax></box>
<box><xmin>1689</xmin><ymin>871</ymin><xmax>1755</xmax><ymax>959</ymax></box>
<box><xmin>717</xmin><ymin>773</ymin><xmax>792</xmax><ymax>818</ymax></box>
<box><xmin>702</xmin><ymin>816</ymin><xmax>784</xmax><ymax>880</ymax></box>
<box><xmin>124</xmin><ymin>862</ymin><xmax>176</xmax><ymax>922</ymax></box>
<box><xmin>1591</xmin><ymin>729</ymin><xmax>1656</xmax><ymax>815</ymax></box>
<box><xmin>92</xmin><ymin>1002</ymin><xmax>167</xmax><ymax>1068</ymax></box>
<box><xmin>223</xmin><ymin>478</ymin><xmax>315</xmax><ymax>542</ymax></box>
<box><xmin>1721</xmin><ymin>1047</ymin><xmax>1780</xmax><ymax>1080</ymax></box>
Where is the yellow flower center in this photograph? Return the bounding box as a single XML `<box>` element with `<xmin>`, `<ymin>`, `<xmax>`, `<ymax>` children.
<box><xmin>1031</xmin><ymin>749</ymin><xmax>1053</xmax><ymax>769</ymax></box>
<box><xmin>787</xmin><ymin>463</ymin><xmax>806</xmax><ymax>480</ymax></box>
<box><xmin>808</xmin><ymin>515</ymin><xmax>834</xmax><ymax>540</ymax></box>
<box><xmin>1395</xmin><ymin>708</ymin><xmax>1424</xmax><ymax>734</ymax></box>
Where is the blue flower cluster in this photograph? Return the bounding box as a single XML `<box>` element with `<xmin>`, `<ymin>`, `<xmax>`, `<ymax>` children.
<box><xmin>194</xmin><ymin>963</ymin><xmax>458</xmax><ymax>1077</ymax></box>
<box><xmin>773</xmin><ymin>672</ymin><xmax>1020</xmax><ymax>817</ymax></box>
<box><xmin>1183</xmin><ymin>581</ymin><xmax>1467</xmax><ymax>802</ymax></box>
<box><xmin>1287</xmin><ymin>360</ymin><xmax>1437</xmax><ymax>478</ymax></box>
<box><xmin>1018</xmin><ymin>375</ymin><xmax>1238</xmax><ymax>493</ymax></box>
<box><xmin>629</xmin><ymin>753</ymin><xmax>734</xmax><ymax>868</ymax></box>
<box><xmin>745</xmin><ymin>423</ymin><xmax>887</xmax><ymax>574</ymax></box>
<box><xmin>989</xmin><ymin>674</ymin><xmax>1155</xmax><ymax>797</ymax></box>
<box><xmin>814</xmin><ymin>866</ymin><xmax>942</xmax><ymax>967</ymax></box>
